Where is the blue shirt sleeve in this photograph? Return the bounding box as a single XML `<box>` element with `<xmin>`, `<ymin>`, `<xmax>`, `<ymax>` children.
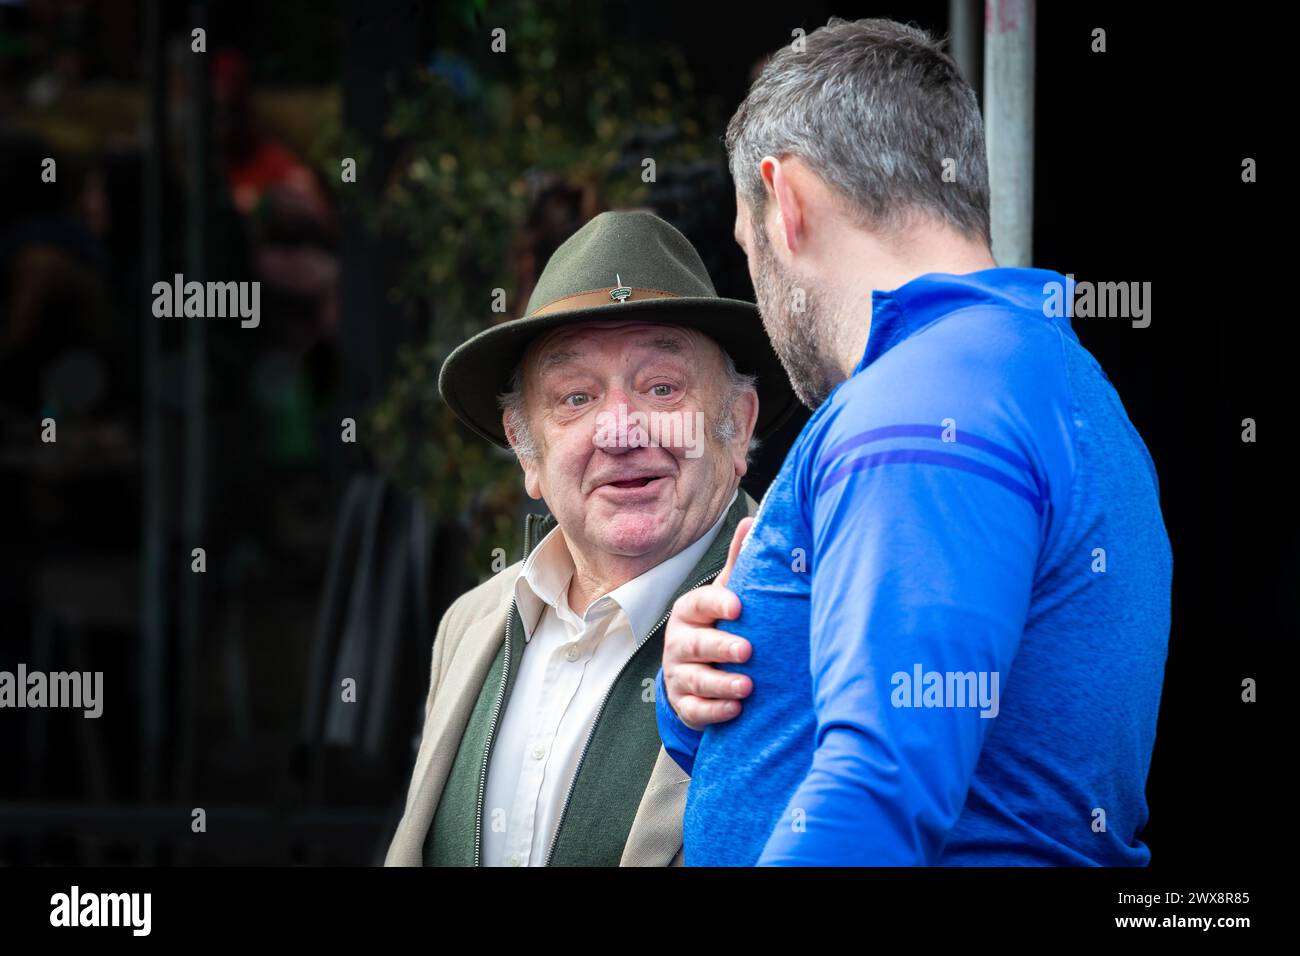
<box><xmin>756</xmin><ymin>415</ymin><xmax>1047</xmax><ymax>865</ymax></box>
<box><xmin>655</xmin><ymin>665</ymin><xmax>702</xmax><ymax>776</ymax></box>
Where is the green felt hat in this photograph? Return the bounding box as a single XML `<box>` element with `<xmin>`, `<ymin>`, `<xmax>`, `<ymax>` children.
<box><xmin>438</xmin><ymin>210</ymin><xmax>798</xmax><ymax>448</ymax></box>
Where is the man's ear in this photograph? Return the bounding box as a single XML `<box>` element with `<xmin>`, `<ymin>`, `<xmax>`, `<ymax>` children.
<box><xmin>731</xmin><ymin>387</ymin><xmax>760</xmax><ymax>478</ymax></box>
<box><xmin>759</xmin><ymin>156</ymin><xmax>805</xmax><ymax>258</ymax></box>
<box><xmin>503</xmin><ymin>411</ymin><xmax>543</xmax><ymax>500</ymax></box>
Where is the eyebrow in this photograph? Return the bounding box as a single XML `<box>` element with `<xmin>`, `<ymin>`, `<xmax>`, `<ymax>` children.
<box><xmin>646</xmin><ymin>335</ymin><xmax>684</xmax><ymax>354</ymax></box>
<box><xmin>538</xmin><ymin>347</ymin><xmax>580</xmax><ymax>371</ymax></box>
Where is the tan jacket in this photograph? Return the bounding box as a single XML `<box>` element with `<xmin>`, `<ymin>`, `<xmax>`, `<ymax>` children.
<box><xmin>384</xmin><ymin>522</ymin><xmax>738</xmax><ymax>866</ymax></box>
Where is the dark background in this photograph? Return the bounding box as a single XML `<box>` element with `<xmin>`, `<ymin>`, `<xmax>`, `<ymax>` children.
<box><xmin>0</xmin><ymin>0</ymin><xmax>1282</xmax><ymax>870</ymax></box>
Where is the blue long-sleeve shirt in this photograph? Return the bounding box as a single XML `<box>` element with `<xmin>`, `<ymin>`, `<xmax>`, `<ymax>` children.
<box><xmin>655</xmin><ymin>267</ymin><xmax>1172</xmax><ymax>866</ymax></box>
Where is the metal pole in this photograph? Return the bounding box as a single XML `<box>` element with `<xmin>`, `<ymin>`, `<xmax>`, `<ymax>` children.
<box><xmin>177</xmin><ymin>0</ymin><xmax>210</xmax><ymax>801</ymax></box>
<box><xmin>948</xmin><ymin>0</ymin><xmax>982</xmax><ymax>100</ymax></box>
<box><xmin>140</xmin><ymin>0</ymin><xmax>166</xmax><ymax>817</ymax></box>
<box><xmin>984</xmin><ymin>0</ymin><xmax>1035</xmax><ymax>266</ymax></box>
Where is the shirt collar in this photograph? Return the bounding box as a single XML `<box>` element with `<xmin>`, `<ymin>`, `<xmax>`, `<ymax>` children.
<box><xmin>513</xmin><ymin>489</ymin><xmax>737</xmax><ymax>643</ymax></box>
<box><xmin>514</xmin><ymin>524</ymin><xmax>576</xmax><ymax>640</ymax></box>
<box><xmin>856</xmin><ymin>267</ymin><xmax>1076</xmax><ymax>374</ymax></box>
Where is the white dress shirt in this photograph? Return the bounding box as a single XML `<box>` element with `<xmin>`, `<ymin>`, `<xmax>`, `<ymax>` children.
<box><xmin>481</xmin><ymin>492</ymin><xmax>736</xmax><ymax>866</ymax></box>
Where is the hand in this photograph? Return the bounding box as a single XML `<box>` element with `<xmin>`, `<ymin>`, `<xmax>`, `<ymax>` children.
<box><xmin>663</xmin><ymin>516</ymin><xmax>755</xmax><ymax>731</ymax></box>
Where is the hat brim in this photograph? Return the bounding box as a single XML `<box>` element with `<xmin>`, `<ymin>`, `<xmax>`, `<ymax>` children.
<box><xmin>438</xmin><ymin>296</ymin><xmax>800</xmax><ymax>449</ymax></box>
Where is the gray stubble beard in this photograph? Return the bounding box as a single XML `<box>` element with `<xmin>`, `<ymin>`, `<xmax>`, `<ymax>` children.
<box><xmin>748</xmin><ymin>222</ymin><xmax>848</xmax><ymax>411</ymax></box>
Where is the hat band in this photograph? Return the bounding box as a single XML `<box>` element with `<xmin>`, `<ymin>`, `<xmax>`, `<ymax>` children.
<box><xmin>529</xmin><ymin>286</ymin><xmax>681</xmax><ymax>317</ymax></box>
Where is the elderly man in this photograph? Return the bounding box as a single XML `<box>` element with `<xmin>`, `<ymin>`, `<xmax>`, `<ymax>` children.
<box><xmin>384</xmin><ymin>210</ymin><xmax>796</xmax><ymax>866</ymax></box>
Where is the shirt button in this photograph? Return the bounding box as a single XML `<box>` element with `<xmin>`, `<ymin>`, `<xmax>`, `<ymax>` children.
<box><xmin>532</xmin><ymin>745</ymin><xmax>545</xmax><ymax>760</ymax></box>
<box><xmin>564</xmin><ymin>643</ymin><xmax>580</xmax><ymax>662</ymax></box>
<box><xmin>508</xmin><ymin>853</ymin><xmax>520</xmax><ymax>866</ymax></box>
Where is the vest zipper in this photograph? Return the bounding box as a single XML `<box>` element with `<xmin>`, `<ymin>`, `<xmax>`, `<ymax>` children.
<box><xmin>541</xmin><ymin>566</ymin><xmax>722</xmax><ymax>866</ymax></box>
<box><xmin>473</xmin><ymin>515</ymin><xmax>536</xmax><ymax>866</ymax></box>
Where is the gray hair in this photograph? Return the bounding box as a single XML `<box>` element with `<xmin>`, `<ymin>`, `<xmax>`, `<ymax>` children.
<box><xmin>725</xmin><ymin>17</ymin><xmax>990</xmax><ymax>244</ymax></box>
<box><xmin>499</xmin><ymin>365</ymin><xmax>540</xmax><ymax>461</ymax></box>
<box><xmin>498</xmin><ymin>345</ymin><xmax>759</xmax><ymax>463</ymax></box>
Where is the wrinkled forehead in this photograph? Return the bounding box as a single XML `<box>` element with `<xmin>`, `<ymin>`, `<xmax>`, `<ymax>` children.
<box><xmin>523</xmin><ymin>320</ymin><xmax>717</xmax><ymax>380</ymax></box>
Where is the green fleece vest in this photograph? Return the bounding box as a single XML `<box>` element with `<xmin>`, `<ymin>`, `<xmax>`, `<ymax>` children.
<box><xmin>425</xmin><ymin>494</ymin><xmax>747</xmax><ymax>866</ymax></box>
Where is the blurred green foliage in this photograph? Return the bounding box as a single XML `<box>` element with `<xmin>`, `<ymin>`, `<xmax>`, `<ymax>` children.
<box><xmin>354</xmin><ymin>0</ymin><xmax>711</xmax><ymax>574</ymax></box>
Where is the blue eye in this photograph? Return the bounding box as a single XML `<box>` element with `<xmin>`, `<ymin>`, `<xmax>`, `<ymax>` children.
<box><xmin>564</xmin><ymin>393</ymin><xmax>591</xmax><ymax>408</ymax></box>
<box><xmin>651</xmin><ymin>384</ymin><xmax>674</xmax><ymax>397</ymax></box>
